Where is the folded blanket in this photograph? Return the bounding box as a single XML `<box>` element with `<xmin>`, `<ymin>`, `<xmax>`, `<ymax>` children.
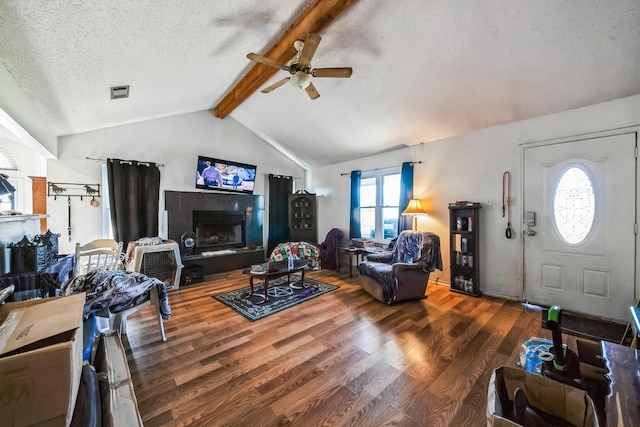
<box><xmin>358</xmin><ymin>261</ymin><xmax>396</xmax><ymax>303</ymax></box>
<box><xmin>61</xmin><ymin>269</ymin><xmax>171</xmax><ymax>320</ymax></box>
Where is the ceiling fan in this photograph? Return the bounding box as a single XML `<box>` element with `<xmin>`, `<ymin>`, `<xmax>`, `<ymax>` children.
<box><xmin>247</xmin><ymin>33</ymin><xmax>352</xmax><ymax>100</ymax></box>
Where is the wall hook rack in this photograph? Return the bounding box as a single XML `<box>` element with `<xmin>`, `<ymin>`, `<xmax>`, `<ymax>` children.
<box><xmin>48</xmin><ymin>182</ymin><xmax>102</xmax><ymax>241</ymax></box>
<box><xmin>48</xmin><ymin>182</ymin><xmax>101</xmax><ymax>201</ymax></box>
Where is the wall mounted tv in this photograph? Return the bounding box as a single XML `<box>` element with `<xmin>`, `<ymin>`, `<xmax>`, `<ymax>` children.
<box><xmin>195</xmin><ymin>155</ymin><xmax>257</xmax><ymax>194</ymax></box>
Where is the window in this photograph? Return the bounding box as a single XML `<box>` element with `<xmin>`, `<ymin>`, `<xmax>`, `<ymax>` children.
<box><xmin>102</xmin><ymin>164</ymin><xmax>114</xmax><ymax>239</ymax></box>
<box><xmin>0</xmin><ymin>175</ymin><xmax>20</xmax><ymax>212</ymax></box>
<box><xmin>359</xmin><ymin>169</ymin><xmax>401</xmax><ymax>240</ymax></box>
<box><xmin>1</xmin><ymin>149</ymin><xmax>19</xmax><ymax>212</ymax></box>
<box><xmin>0</xmin><ymin>193</ymin><xmax>14</xmax><ymax>211</ymax></box>
<box><xmin>0</xmin><ymin>148</ymin><xmax>17</xmax><ymax>170</ymax></box>
<box><xmin>553</xmin><ymin>165</ymin><xmax>596</xmax><ymax>245</ymax></box>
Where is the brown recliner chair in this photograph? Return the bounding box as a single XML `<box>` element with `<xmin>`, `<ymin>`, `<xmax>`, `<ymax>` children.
<box><xmin>357</xmin><ymin>230</ymin><xmax>442</xmax><ymax>305</ymax></box>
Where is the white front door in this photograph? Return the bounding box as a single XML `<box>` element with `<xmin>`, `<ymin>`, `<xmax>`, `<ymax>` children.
<box><xmin>523</xmin><ymin>132</ymin><xmax>637</xmax><ymax>322</ymax></box>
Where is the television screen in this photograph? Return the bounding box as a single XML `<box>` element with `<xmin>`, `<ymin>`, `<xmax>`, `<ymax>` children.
<box><xmin>195</xmin><ymin>155</ymin><xmax>257</xmax><ymax>194</ymax></box>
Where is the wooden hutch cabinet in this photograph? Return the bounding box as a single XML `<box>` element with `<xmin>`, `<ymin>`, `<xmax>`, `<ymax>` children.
<box><xmin>289</xmin><ymin>191</ymin><xmax>317</xmax><ymax>242</ymax></box>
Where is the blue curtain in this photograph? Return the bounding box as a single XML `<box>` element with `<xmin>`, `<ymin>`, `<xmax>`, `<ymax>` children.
<box><xmin>349</xmin><ymin>171</ymin><xmax>361</xmax><ymax>239</ymax></box>
<box><xmin>398</xmin><ymin>162</ymin><xmax>414</xmax><ymax>234</ymax></box>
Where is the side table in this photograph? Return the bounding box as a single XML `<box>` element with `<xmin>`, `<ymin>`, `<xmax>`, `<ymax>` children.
<box><xmin>337</xmin><ymin>247</ymin><xmax>386</xmax><ymax>277</ymax></box>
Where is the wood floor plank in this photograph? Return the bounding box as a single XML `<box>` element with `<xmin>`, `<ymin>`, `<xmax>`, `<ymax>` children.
<box><xmin>122</xmin><ymin>267</ymin><xmax>590</xmax><ymax>426</ymax></box>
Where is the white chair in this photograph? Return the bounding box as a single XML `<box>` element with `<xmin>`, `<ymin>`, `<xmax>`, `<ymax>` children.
<box><xmin>74</xmin><ymin>239</ymin><xmax>123</xmax><ymax>276</ymax></box>
<box><xmin>120</xmin><ymin>242</ymin><xmax>184</xmax><ymax>342</ymax></box>
<box><xmin>110</xmin><ymin>284</ymin><xmax>167</xmax><ymax>342</ymax></box>
<box><xmin>74</xmin><ymin>239</ymin><xmax>167</xmax><ymax>341</ymax></box>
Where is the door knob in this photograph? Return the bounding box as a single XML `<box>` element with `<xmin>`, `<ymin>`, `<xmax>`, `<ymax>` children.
<box><xmin>527</xmin><ymin>230</ymin><xmax>536</xmax><ymax>236</ymax></box>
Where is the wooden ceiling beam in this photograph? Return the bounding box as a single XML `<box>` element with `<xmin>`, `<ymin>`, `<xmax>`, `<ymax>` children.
<box><xmin>212</xmin><ymin>0</ymin><xmax>360</xmax><ymax>119</ymax></box>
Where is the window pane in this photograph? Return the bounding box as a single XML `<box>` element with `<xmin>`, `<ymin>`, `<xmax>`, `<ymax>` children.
<box><xmin>360</xmin><ymin>207</ymin><xmax>375</xmax><ymax>238</ymax></box>
<box><xmin>360</xmin><ymin>177</ymin><xmax>376</xmax><ymax>207</ymax></box>
<box><xmin>0</xmin><ymin>195</ymin><xmax>13</xmax><ymax>211</ymax></box>
<box><xmin>383</xmin><ymin>174</ymin><xmax>400</xmax><ymax>206</ymax></box>
<box><xmin>382</xmin><ymin>208</ymin><xmax>398</xmax><ymax>239</ymax></box>
<box><xmin>553</xmin><ymin>166</ymin><xmax>595</xmax><ymax>244</ymax></box>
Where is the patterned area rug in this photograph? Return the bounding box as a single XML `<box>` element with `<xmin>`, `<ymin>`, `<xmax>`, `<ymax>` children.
<box><xmin>212</xmin><ymin>277</ymin><xmax>338</xmax><ymax>322</ymax></box>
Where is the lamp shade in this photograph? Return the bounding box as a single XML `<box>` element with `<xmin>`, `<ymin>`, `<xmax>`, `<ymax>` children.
<box><xmin>402</xmin><ymin>199</ymin><xmax>427</xmax><ymax>231</ymax></box>
<box><xmin>402</xmin><ymin>199</ymin><xmax>427</xmax><ymax>216</ymax></box>
<box><xmin>0</xmin><ymin>174</ymin><xmax>15</xmax><ymax>196</ymax></box>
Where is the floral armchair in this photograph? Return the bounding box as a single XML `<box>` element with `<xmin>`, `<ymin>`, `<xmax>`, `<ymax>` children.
<box><xmin>269</xmin><ymin>241</ymin><xmax>321</xmax><ymax>270</ymax></box>
<box><xmin>357</xmin><ymin>230</ymin><xmax>442</xmax><ymax>305</ymax></box>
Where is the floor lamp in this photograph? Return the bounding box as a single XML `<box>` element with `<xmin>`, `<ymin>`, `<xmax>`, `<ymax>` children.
<box><xmin>401</xmin><ymin>199</ymin><xmax>428</xmax><ymax>231</ymax></box>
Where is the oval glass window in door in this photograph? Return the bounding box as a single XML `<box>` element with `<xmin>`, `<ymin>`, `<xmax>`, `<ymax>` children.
<box><xmin>553</xmin><ymin>165</ymin><xmax>596</xmax><ymax>244</ymax></box>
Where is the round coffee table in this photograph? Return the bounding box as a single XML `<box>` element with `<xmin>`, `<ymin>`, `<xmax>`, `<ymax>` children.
<box><xmin>243</xmin><ymin>259</ymin><xmax>308</xmax><ymax>304</ymax></box>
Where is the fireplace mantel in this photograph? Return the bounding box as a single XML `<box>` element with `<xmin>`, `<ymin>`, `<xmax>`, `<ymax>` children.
<box><xmin>0</xmin><ymin>214</ymin><xmax>48</xmax><ymax>223</ymax></box>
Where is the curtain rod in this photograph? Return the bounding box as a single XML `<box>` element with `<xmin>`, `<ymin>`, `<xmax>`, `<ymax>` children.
<box><xmin>340</xmin><ymin>161</ymin><xmax>422</xmax><ymax>176</ymax></box>
<box><xmin>85</xmin><ymin>156</ymin><xmax>165</xmax><ymax>167</ymax></box>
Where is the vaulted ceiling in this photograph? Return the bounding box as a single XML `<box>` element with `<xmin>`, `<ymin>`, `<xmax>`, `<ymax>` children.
<box><xmin>1</xmin><ymin>0</ymin><xmax>639</xmax><ymax>169</ymax></box>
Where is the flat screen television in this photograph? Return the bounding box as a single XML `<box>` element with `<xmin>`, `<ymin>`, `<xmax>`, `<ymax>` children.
<box><xmin>195</xmin><ymin>155</ymin><xmax>257</xmax><ymax>194</ymax></box>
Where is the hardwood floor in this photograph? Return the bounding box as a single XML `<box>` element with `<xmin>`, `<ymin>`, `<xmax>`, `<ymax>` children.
<box><xmin>123</xmin><ymin>268</ymin><xmax>582</xmax><ymax>426</ymax></box>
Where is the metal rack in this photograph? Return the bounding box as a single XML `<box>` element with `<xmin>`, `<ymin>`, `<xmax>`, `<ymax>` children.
<box><xmin>47</xmin><ymin>182</ymin><xmax>101</xmax><ymax>200</ymax></box>
<box><xmin>47</xmin><ymin>182</ymin><xmax>102</xmax><ymax>241</ymax></box>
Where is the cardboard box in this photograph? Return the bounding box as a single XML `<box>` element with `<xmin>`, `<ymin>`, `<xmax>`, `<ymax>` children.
<box><xmin>487</xmin><ymin>365</ymin><xmax>599</xmax><ymax>427</ymax></box>
<box><xmin>94</xmin><ymin>330</ymin><xmax>144</xmax><ymax>426</ymax></box>
<box><xmin>0</xmin><ymin>293</ymin><xmax>85</xmax><ymax>427</ymax></box>
<box><xmin>352</xmin><ymin>238</ymin><xmax>375</xmax><ymax>248</ymax></box>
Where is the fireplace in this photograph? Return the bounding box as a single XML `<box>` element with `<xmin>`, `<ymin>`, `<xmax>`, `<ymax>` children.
<box><xmin>193</xmin><ymin>210</ymin><xmax>246</xmax><ymax>251</ymax></box>
<box><xmin>165</xmin><ymin>191</ymin><xmax>264</xmax><ymax>254</ymax></box>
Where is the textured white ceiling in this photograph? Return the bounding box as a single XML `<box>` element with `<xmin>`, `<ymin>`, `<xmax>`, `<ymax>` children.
<box><xmin>1</xmin><ymin>0</ymin><xmax>639</xmax><ymax>168</ymax></box>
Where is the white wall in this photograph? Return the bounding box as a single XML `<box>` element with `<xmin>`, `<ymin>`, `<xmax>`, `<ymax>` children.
<box><xmin>0</xmin><ymin>137</ymin><xmax>48</xmax><ymax>214</ymax></box>
<box><xmin>312</xmin><ymin>94</ymin><xmax>640</xmax><ymax>300</ymax></box>
<box><xmin>0</xmin><ymin>62</ymin><xmax>57</xmax><ymax>158</ymax></box>
<box><xmin>48</xmin><ymin>111</ymin><xmax>305</xmax><ymax>254</ymax></box>
<box><xmin>4</xmin><ymin>91</ymin><xmax>639</xmax><ymax>299</ymax></box>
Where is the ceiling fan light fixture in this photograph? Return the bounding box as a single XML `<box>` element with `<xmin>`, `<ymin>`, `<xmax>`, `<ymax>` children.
<box><xmin>290</xmin><ymin>71</ymin><xmax>311</xmax><ymax>90</ymax></box>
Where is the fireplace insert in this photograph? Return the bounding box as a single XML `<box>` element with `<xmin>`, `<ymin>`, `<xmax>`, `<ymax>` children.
<box><xmin>193</xmin><ymin>210</ymin><xmax>246</xmax><ymax>251</ymax></box>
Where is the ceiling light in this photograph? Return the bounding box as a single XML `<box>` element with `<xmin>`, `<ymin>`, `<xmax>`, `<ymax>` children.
<box><xmin>289</xmin><ymin>72</ymin><xmax>311</xmax><ymax>90</ymax></box>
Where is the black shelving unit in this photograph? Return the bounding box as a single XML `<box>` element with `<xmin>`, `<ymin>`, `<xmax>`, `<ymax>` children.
<box><xmin>289</xmin><ymin>191</ymin><xmax>317</xmax><ymax>242</ymax></box>
<box><xmin>448</xmin><ymin>202</ymin><xmax>481</xmax><ymax>296</ymax></box>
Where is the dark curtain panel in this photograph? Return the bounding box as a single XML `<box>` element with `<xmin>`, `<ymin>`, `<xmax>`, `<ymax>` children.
<box><xmin>107</xmin><ymin>158</ymin><xmax>160</xmax><ymax>246</ymax></box>
<box><xmin>398</xmin><ymin>162</ymin><xmax>414</xmax><ymax>233</ymax></box>
<box><xmin>267</xmin><ymin>174</ymin><xmax>293</xmax><ymax>255</ymax></box>
<box><xmin>349</xmin><ymin>170</ymin><xmax>361</xmax><ymax>239</ymax></box>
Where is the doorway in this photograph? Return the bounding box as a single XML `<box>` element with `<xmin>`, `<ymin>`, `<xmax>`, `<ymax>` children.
<box><xmin>522</xmin><ymin>132</ymin><xmax>637</xmax><ymax>321</ymax></box>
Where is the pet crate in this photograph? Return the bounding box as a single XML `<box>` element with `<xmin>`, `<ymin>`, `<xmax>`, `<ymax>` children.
<box><xmin>127</xmin><ymin>242</ymin><xmax>183</xmax><ymax>291</ymax></box>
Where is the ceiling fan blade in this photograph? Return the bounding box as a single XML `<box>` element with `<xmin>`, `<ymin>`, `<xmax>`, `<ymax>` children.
<box><xmin>312</xmin><ymin>67</ymin><xmax>352</xmax><ymax>78</ymax></box>
<box><xmin>305</xmin><ymin>82</ymin><xmax>320</xmax><ymax>100</ymax></box>
<box><xmin>299</xmin><ymin>33</ymin><xmax>321</xmax><ymax>67</ymax></box>
<box><xmin>247</xmin><ymin>53</ymin><xmax>290</xmax><ymax>72</ymax></box>
<box><xmin>261</xmin><ymin>77</ymin><xmax>290</xmax><ymax>93</ymax></box>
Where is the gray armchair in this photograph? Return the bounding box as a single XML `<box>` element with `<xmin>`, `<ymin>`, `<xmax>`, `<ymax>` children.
<box><xmin>358</xmin><ymin>230</ymin><xmax>442</xmax><ymax>304</ymax></box>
